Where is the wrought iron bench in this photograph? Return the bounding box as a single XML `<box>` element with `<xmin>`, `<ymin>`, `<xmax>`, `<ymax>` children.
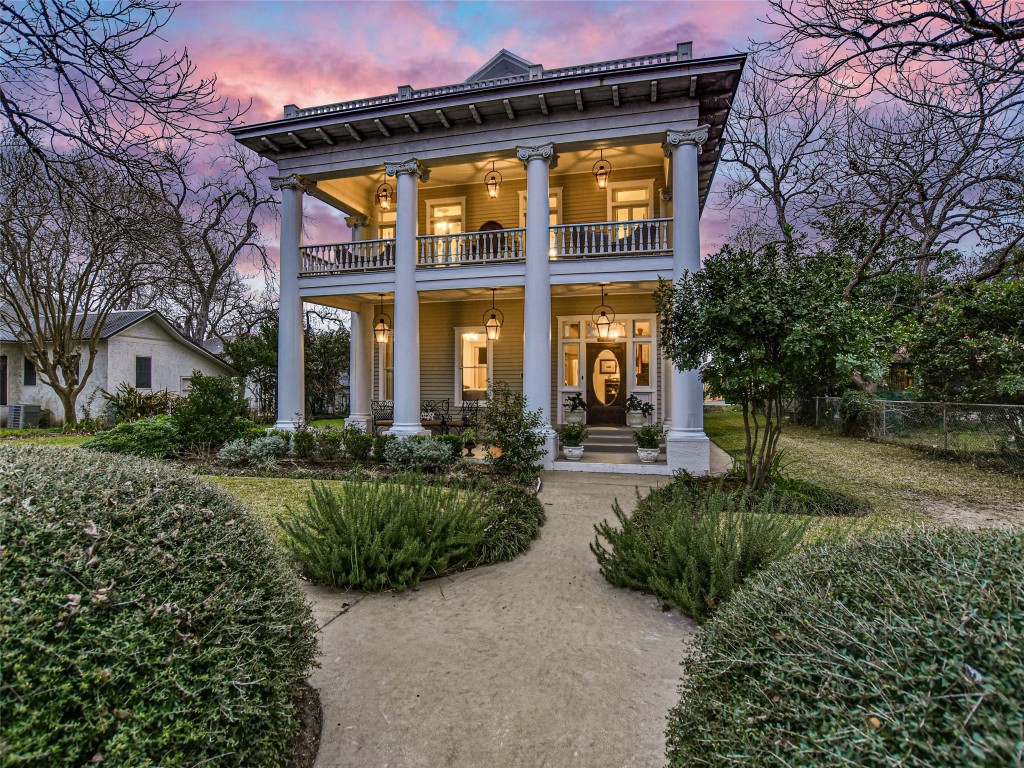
<box><xmin>370</xmin><ymin>399</ymin><xmax>455</xmax><ymax>435</ymax></box>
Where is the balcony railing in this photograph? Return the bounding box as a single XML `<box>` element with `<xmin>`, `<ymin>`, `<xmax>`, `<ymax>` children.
<box><xmin>418</xmin><ymin>228</ymin><xmax>526</xmax><ymax>266</ymax></box>
<box><xmin>551</xmin><ymin>218</ymin><xmax>672</xmax><ymax>258</ymax></box>
<box><xmin>301</xmin><ymin>238</ymin><xmax>395</xmax><ymax>274</ymax></box>
<box><xmin>298</xmin><ymin>219</ymin><xmax>671</xmax><ymax>276</ymax></box>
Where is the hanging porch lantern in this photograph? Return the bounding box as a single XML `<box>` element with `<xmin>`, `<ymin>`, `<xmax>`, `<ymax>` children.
<box><xmin>375</xmin><ymin>178</ymin><xmax>394</xmax><ymax>211</ymax></box>
<box><xmin>483</xmin><ymin>287</ymin><xmax>504</xmax><ymax>341</ymax></box>
<box><xmin>484</xmin><ymin>160</ymin><xmax>503</xmax><ymax>199</ymax></box>
<box><xmin>373</xmin><ymin>293</ymin><xmax>391</xmax><ymax>344</ymax></box>
<box><xmin>592</xmin><ymin>284</ymin><xmax>616</xmax><ymax>340</ymax></box>
<box><xmin>592</xmin><ymin>149</ymin><xmax>612</xmax><ymax>189</ymax></box>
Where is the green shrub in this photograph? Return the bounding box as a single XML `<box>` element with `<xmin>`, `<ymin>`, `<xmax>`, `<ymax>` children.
<box><xmin>292</xmin><ymin>427</ymin><xmax>316</xmax><ymax>459</ymax></box>
<box><xmin>171</xmin><ymin>372</ymin><xmax>251</xmax><ymax>453</ymax></box>
<box><xmin>839</xmin><ymin>389</ymin><xmax>876</xmax><ymax>436</ymax></box>
<box><xmin>591</xmin><ymin>483</ymin><xmax>811</xmax><ymax>622</ymax></box>
<box><xmin>373</xmin><ymin>432</ymin><xmax>396</xmax><ymax>462</ymax></box>
<box><xmin>280</xmin><ymin>478</ymin><xmax>544</xmax><ymax>591</ymax></box>
<box><xmin>666</xmin><ymin>528</ymin><xmax>1024</xmax><ymax>767</ymax></box>
<box><xmin>557</xmin><ymin>422</ymin><xmax>589</xmax><ymax>447</ymax></box>
<box><xmin>768</xmin><ymin>475</ymin><xmax>870</xmax><ymax>516</ymax></box>
<box><xmin>82</xmin><ymin>415</ymin><xmax>180</xmax><ymax>459</ymax></box>
<box><xmin>0</xmin><ymin>445</ymin><xmax>317</xmax><ymax>767</ymax></box>
<box><xmin>477</xmin><ymin>383</ymin><xmax>546</xmax><ymax>483</ymax></box>
<box><xmin>292</xmin><ymin>427</ymin><xmax>345</xmax><ymax>463</ymax></box>
<box><xmin>433</xmin><ymin>432</ymin><xmax>466</xmax><ymax>460</ymax></box>
<box><xmin>102</xmin><ymin>382</ymin><xmax>181</xmax><ymax>423</ymax></box>
<box><xmin>216</xmin><ymin>435</ymin><xmax>289</xmax><ymax>468</ymax></box>
<box><xmin>216</xmin><ymin>437</ymin><xmax>253</xmax><ymax>466</ymax></box>
<box><xmin>342</xmin><ymin>427</ymin><xmax>373</xmax><ymax>462</ymax></box>
<box><xmin>384</xmin><ymin>435</ymin><xmax>458</xmax><ymax>472</ymax></box>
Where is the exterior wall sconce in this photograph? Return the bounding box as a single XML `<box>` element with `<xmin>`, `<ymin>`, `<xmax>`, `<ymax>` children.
<box><xmin>592</xmin><ymin>283</ymin><xmax>616</xmax><ymax>340</ymax></box>
<box><xmin>484</xmin><ymin>160</ymin><xmax>502</xmax><ymax>199</ymax></box>
<box><xmin>592</xmin><ymin>149</ymin><xmax>612</xmax><ymax>189</ymax></box>
<box><xmin>484</xmin><ymin>287</ymin><xmax>504</xmax><ymax>341</ymax></box>
<box><xmin>373</xmin><ymin>293</ymin><xmax>391</xmax><ymax>344</ymax></box>
<box><xmin>375</xmin><ymin>179</ymin><xmax>394</xmax><ymax>211</ymax></box>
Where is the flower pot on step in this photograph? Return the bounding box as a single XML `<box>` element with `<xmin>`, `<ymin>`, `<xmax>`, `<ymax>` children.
<box><xmin>626</xmin><ymin>411</ymin><xmax>646</xmax><ymax>427</ymax></box>
<box><xmin>562</xmin><ymin>445</ymin><xmax>585</xmax><ymax>461</ymax></box>
<box><xmin>636</xmin><ymin>447</ymin><xmax>660</xmax><ymax>464</ymax></box>
<box><xmin>565</xmin><ymin>411</ymin><xmax>585</xmax><ymax>424</ymax></box>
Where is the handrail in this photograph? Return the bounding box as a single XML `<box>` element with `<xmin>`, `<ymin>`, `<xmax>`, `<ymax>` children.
<box><xmin>550</xmin><ymin>218</ymin><xmax>672</xmax><ymax>258</ymax></box>
<box><xmin>300</xmin><ymin>238</ymin><xmax>395</xmax><ymax>273</ymax></box>
<box><xmin>290</xmin><ymin>48</ymin><xmax>686</xmax><ymax>119</ymax></box>
<box><xmin>417</xmin><ymin>228</ymin><xmax>526</xmax><ymax>266</ymax></box>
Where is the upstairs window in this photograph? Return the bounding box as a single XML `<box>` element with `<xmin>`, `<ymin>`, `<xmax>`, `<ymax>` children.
<box><xmin>135</xmin><ymin>356</ymin><xmax>152</xmax><ymax>389</ymax></box>
<box><xmin>608</xmin><ymin>182</ymin><xmax>654</xmax><ymax>239</ymax></box>
<box><xmin>23</xmin><ymin>358</ymin><xmax>36</xmax><ymax>386</ymax></box>
<box><xmin>377</xmin><ymin>210</ymin><xmax>396</xmax><ymax>240</ymax></box>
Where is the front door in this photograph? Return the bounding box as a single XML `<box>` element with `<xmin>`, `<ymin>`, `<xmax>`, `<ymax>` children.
<box><xmin>586</xmin><ymin>343</ymin><xmax>626</xmax><ymax>425</ymax></box>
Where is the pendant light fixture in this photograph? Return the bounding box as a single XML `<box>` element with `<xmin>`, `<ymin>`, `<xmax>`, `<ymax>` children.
<box><xmin>373</xmin><ymin>293</ymin><xmax>391</xmax><ymax>344</ymax></box>
<box><xmin>484</xmin><ymin>160</ymin><xmax>502</xmax><ymax>199</ymax></box>
<box><xmin>483</xmin><ymin>287</ymin><xmax>504</xmax><ymax>341</ymax></box>
<box><xmin>592</xmin><ymin>148</ymin><xmax>612</xmax><ymax>189</ymax></box>
<box><xmin>592</xmin><ymin>283</ymin><xmax>616</xmax><ymax>340</ymax></box>
<box><xmin>375</xmin><ymin>175</ymin><xmax>394</xmax><ymax>211</ymax></box>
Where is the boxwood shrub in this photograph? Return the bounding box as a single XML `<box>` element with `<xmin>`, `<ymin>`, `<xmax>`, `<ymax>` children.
<box><xmin>0</xmin><ymin>445</ymin><xmax>318</xmax><ymax>767</ymax></box>
<box><xmin>81</xmin><ymin>415</ymin><xmax>180</xmax><ymax>459</ymax></box>
<box><xmin>667</xmin><ymin>528</ymin><xmax>1024</xmax><ymax>767</ymax></box>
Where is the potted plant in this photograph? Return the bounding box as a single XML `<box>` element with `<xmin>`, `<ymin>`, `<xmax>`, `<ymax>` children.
<box><xmin>563</xmin><ymin>393</ymin><xmax>588</xmax><ymax>424</ymax></box>
<box><xmin>557</xmin><ymin>422</ymin><xmax>589</xmax><ymax>460</ymax></box>
<box><xmin>632</xmin><ymin>423</ymin><xmax>664</xmax><ymax>463</ymax></box>
<box><xmin>625</xmin><ymin>394</ymin><xmax>655</xmax><ymax>427</ymax></box>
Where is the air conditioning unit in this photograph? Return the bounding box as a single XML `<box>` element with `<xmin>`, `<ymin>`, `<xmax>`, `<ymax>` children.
<box><xmin>8</xmin><ymin>404</ymin><xmax>41</xmax><ymax>429</ymax></box>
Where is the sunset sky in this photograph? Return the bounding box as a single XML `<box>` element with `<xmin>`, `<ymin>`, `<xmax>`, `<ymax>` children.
<box><xmin>166</xmin><ymin>0</ymin><xmax>770</xmax><ymax>260</ymax></box>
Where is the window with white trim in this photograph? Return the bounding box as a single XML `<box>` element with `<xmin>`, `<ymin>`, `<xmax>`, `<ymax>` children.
<box><xmin>607</xmin><ymin>181</ymin><xmax>654</xmax><ymax>238</ymax></box>
<box><xmin>377</xmin><ymin>210</ymin><xmax>396</xmax><ymax>240</ymax></box>
<box><xmin>455</xmin><ymin>328</ymin><xmax>491</xmax><ymax>406</ymax></box>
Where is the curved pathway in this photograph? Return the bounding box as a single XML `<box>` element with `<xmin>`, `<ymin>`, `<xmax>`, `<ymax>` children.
<box><xmin>304</xmin><ymin>471</ymin><xmax>697</xmax><ymax>768</ymax></box>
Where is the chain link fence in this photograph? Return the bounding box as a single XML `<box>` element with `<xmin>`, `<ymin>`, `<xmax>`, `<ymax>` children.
<box><xmin>813</xmin><ymin>396</ymin><xmax>1024</xmax><ymax>472</ymax></box>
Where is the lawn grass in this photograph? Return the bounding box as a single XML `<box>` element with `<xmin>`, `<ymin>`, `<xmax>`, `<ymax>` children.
<box><xmin>704</xmin><ymin>407</ymin><xmax>1024</xmax><ymax>527</ymax></box>
<box><xmin>205</xmin><ymin>475</ymin><xmax>342</xmax><ymax>537</ymax></box>
<box><xmin>309</xmin><ymin>418</ymin><xmax>348</xmax><ymax>429</ymax></box>
<box><xmin>0</xmin><ymin>433</ymin><xmax>92</xmax><ymax>447</ymax></box>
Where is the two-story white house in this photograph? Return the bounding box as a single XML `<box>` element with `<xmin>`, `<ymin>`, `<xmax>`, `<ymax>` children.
<box><xmin>230</xmin><ymin>44</ymin><xmax>744</xmax><ymax>474</ymax></box>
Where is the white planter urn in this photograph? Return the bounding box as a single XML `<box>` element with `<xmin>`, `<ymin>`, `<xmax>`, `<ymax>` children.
<box><xmin>636</xmin><ymin>447</ymin><xmax>660</xmax><ymax>464</ymax></box>
<box><xmin>565</xmin><ymin>411</ymin><xmax>585</xmax><ymax>424</ymax></box>
<box><xmin>562</xmin><ymin>445</ymin><xmax>585</xmax><ymax>461</ymax></box>
<box><xmin>626</xmin><ymin>411</ymin><xmax>646</xmax><ymax>427</ymax></box>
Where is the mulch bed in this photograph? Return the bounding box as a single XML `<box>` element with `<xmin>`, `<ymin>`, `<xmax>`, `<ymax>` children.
<box><xmin>288</xmin><ymin>682</ymin><xmax>322</xmax><ymax>768</ymax></box>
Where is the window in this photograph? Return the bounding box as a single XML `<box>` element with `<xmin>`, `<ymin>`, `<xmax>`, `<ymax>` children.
<box><xmin>135</xmin><ymin>356</ymin><xmax>152</xmax><ymax>389</ymax></box>
<box><xmin>634</xmin><ymin>342</ymin><xmax>651</xmax><ymax>387</ymax></box>
<box><xmin>23</xmin><ymin>358</ymin><xmax>36</xmax><ymax>386</ymax></box>
<box><xmin>426</xmin><ymin>198</ymin><xmax>465</xmax><ymax>261</ymax></box>
<box><xmin>607</xmin><ymin>181</ymin><xmax>654</xmax><ymax>238</ymax></box>
<box><xmin>377</xmin><ymin>210</ymin><xmax>396</xmax><ymax>240</ymax></box>
<box><xmin>563</xmin><ymin>344</ymin><xmax>580</xmax><ymax>388</ymax></box>
<box><xmin>455</xmin><ymin>329</ymin><xmax>491</xmax><ymax>405</ymax></box>
<box><xmin>0</xmin><ymin>355</ymin><xmax>7</xmax><ymax>405</ymax></box>
<box><xmin>180</xmin><ymin>377</ymin><xmax>193</xmax><ymax>395</ymax></box>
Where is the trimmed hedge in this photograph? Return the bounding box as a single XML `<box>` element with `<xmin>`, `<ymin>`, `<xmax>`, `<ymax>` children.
<box><xmin>0</xmin><ymin>445</ymin><xmax>318</xmax><ymax>767</ymax></box>
<box><xmin>667</xmin><ymin>528</ymin><xmax>1024</xmax><ymax>767</ymax></box>
<box><xmin>280</xmin><ymin>478</ymin><xmax>545</xmax><ymax>591</ymax></box>
<box><xmin>81</xmin><ymin>415</ymin><xmax>180</xmax><ymax>459</ymax></box>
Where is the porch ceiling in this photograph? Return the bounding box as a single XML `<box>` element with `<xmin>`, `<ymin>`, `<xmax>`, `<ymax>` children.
<box><xmin>303</xmin><ymin>280</ymin><xmax>659</xmax><ymax>311</ymax></box>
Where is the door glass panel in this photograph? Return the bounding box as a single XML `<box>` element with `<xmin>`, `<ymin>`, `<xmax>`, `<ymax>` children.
<box><xmin>563</xmin><ymin>344</ymin><xmax>579</xmax><ymax>388</ymax></box>
<box><xmin>592</xmin><ymin>349</ymin><xmax>621</xmax><ymax>405</ymax></box>
<box><xmin>634</xmin><ymin>342</ymin><xmax>651</xmax><ymax>387</ymax></box>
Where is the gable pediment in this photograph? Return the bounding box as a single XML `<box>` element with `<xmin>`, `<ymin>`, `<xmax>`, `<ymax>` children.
<box><xmin>465</xmin><ymin>49</ymin><xmax>534</xmax><ymax>82</ymax></box>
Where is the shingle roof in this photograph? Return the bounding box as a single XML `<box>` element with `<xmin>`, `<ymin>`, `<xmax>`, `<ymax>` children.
<box><xmin>0</xmin><ymin>309</ymin><xmax>153</xmax><ymax>342</ymax></box>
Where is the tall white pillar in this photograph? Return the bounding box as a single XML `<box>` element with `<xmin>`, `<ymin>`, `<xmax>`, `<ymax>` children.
<box><xmin>385</xmin><ymin>159</ymin><xmax>429</xmax><ymax>437</ymax></box>
<box><xmin>270</xmin><ymin>173</ymin><xmax>313</xmax><ymax>430</ymax></box>
<box><xmin>345</xmin><ymin>303</ymin><xmax>374</xmax><ymax>432</ymax></box>
<box><xmin>517</xmin><ymin>143</ymin><xmax>558</xmax><ymax>467</ymax></box>
<box><xmin>665</xmin><ymin>127</ymin><xmax>711</xmax><ymax>475</ymax></box>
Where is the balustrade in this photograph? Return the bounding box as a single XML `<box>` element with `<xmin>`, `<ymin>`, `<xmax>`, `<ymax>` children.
<box><xmin>300</xmin><ymin>238</ymin><xmax>395</xmax><ymax>274</ymax></box>
<box><xmin>550</xmin><ymin>218</ymin><xmax>672</xmax><ymax>258</ymax></box>
<box><xmin>417</xmin><ymin>228</ymin><xmax>526</xmax><ymax>266</ymax></box>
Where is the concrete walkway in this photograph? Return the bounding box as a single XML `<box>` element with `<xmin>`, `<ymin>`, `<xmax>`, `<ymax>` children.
<box><xmin>305</xmin><ymin>471</ymin><xmax>698</xmax><ymax>768</ymax></box>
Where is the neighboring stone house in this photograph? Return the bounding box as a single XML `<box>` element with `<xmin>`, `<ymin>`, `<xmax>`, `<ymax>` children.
<box><xmin>0</xmin><ymin>310</ymin><xmax>235</xmax><ymax>426</ymax></box>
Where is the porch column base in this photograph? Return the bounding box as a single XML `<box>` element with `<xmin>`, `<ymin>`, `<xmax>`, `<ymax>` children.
<box><xmin>344</xmin><ymin>415</ymin><xmax>372</xmax><ymax>433</ymax></box>
<box><xmin>272</xmin><ymin>419</ymin><xmax>301</xmax><ymax>432</ymax></box>
<box><xmin>537</xmin><ymin>427</ymin><xmax>557</xmax><ymax>470</ymax></box>
<box><xmin>387</xmin><ymin>424</ymin><xmax>431</xmax><ymax>438</ymax></box>
<box><xmin>666</xmin><ymin>431</ymin><xmax>711</xmax><ymax>476</ymax></box>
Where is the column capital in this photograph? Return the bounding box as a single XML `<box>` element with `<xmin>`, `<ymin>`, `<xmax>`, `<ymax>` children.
<box><xmin>663</xmin><ymin>125</ymin><xmax>710</xmax><ymax>156</ymax></box>
<box><xmin>516</xmin><ymin>143</ymin><xmax>558</xmax><ymax>169</ymax></box>
<box><xmin>345</xmin><ymin>214</ymin><xmax>371</xmax><ymax>229</ymax></box>
<box><xmin>385</xmin><ymin>158</ymin><xmax>429</xmax><ymax>181</ymax></box>
<box><xmin>269</xmin><ymin>173</ymin><xmax>316</xmax><ymax>193</ymax></box>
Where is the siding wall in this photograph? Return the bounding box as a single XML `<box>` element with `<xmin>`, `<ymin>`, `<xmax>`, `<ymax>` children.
<box><xmin>371</xmin><ymin>290</ymin><xmax>661</xmax><ymax>422</ymax></box>
<box><xmin>417</xmin><ymin>164</ymin><xmax>666</xmax><ymax>233</ymax></box>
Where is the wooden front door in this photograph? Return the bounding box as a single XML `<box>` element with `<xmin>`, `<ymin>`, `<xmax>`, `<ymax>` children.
<box><xmin>586</xmin><ymin>342</ymin><xmax>626</xmax><ymax>425</ymax></box>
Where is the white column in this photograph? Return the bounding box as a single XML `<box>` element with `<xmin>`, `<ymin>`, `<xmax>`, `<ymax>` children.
<box><xmin>270</xmin><ymin>173</ymin><xmax>313</xmax><ymax>430</ymax></box>
<box><xmin>345</xmin><ymin>303</ymin><xmax>373</xmax><ymax>432</ymax></box>
<box><xmin>665</xmin><ymin>126</ymin><xmax>711</xmax><ymax>475</ymax></box>
<box><xmin>517</xmin><ymin>143</ymin><xmax>558</xmax><ymax>467</ymax></box>
<box><xmin>385</xmin><ymin>159</ymin><xmax>429</xmax><ymax>437</ymax></box>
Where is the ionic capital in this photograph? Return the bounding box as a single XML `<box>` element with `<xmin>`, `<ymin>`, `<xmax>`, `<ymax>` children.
<box><xmin>269</xmin><ymin>173</ymin><xmax>316</xmax><ymax>193</ymax></box>
<box><xmin>516</xmin><ymin>143</ymin><xmax>558</xmax><ymax>169</ymax></box>
<box><xmin>345</xmin><ymin>214</ymin><xmax>371</xmax><ymax>229</ymax></box>
<box><xmin>663</xmin><ymin>125</ymin><xmax>710</xmax><ymax>156</ymax></box>
<box><xmin>385</xmin><ymin>159</ymin><xmax>429</xmax><ymax>181</ymax></box>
